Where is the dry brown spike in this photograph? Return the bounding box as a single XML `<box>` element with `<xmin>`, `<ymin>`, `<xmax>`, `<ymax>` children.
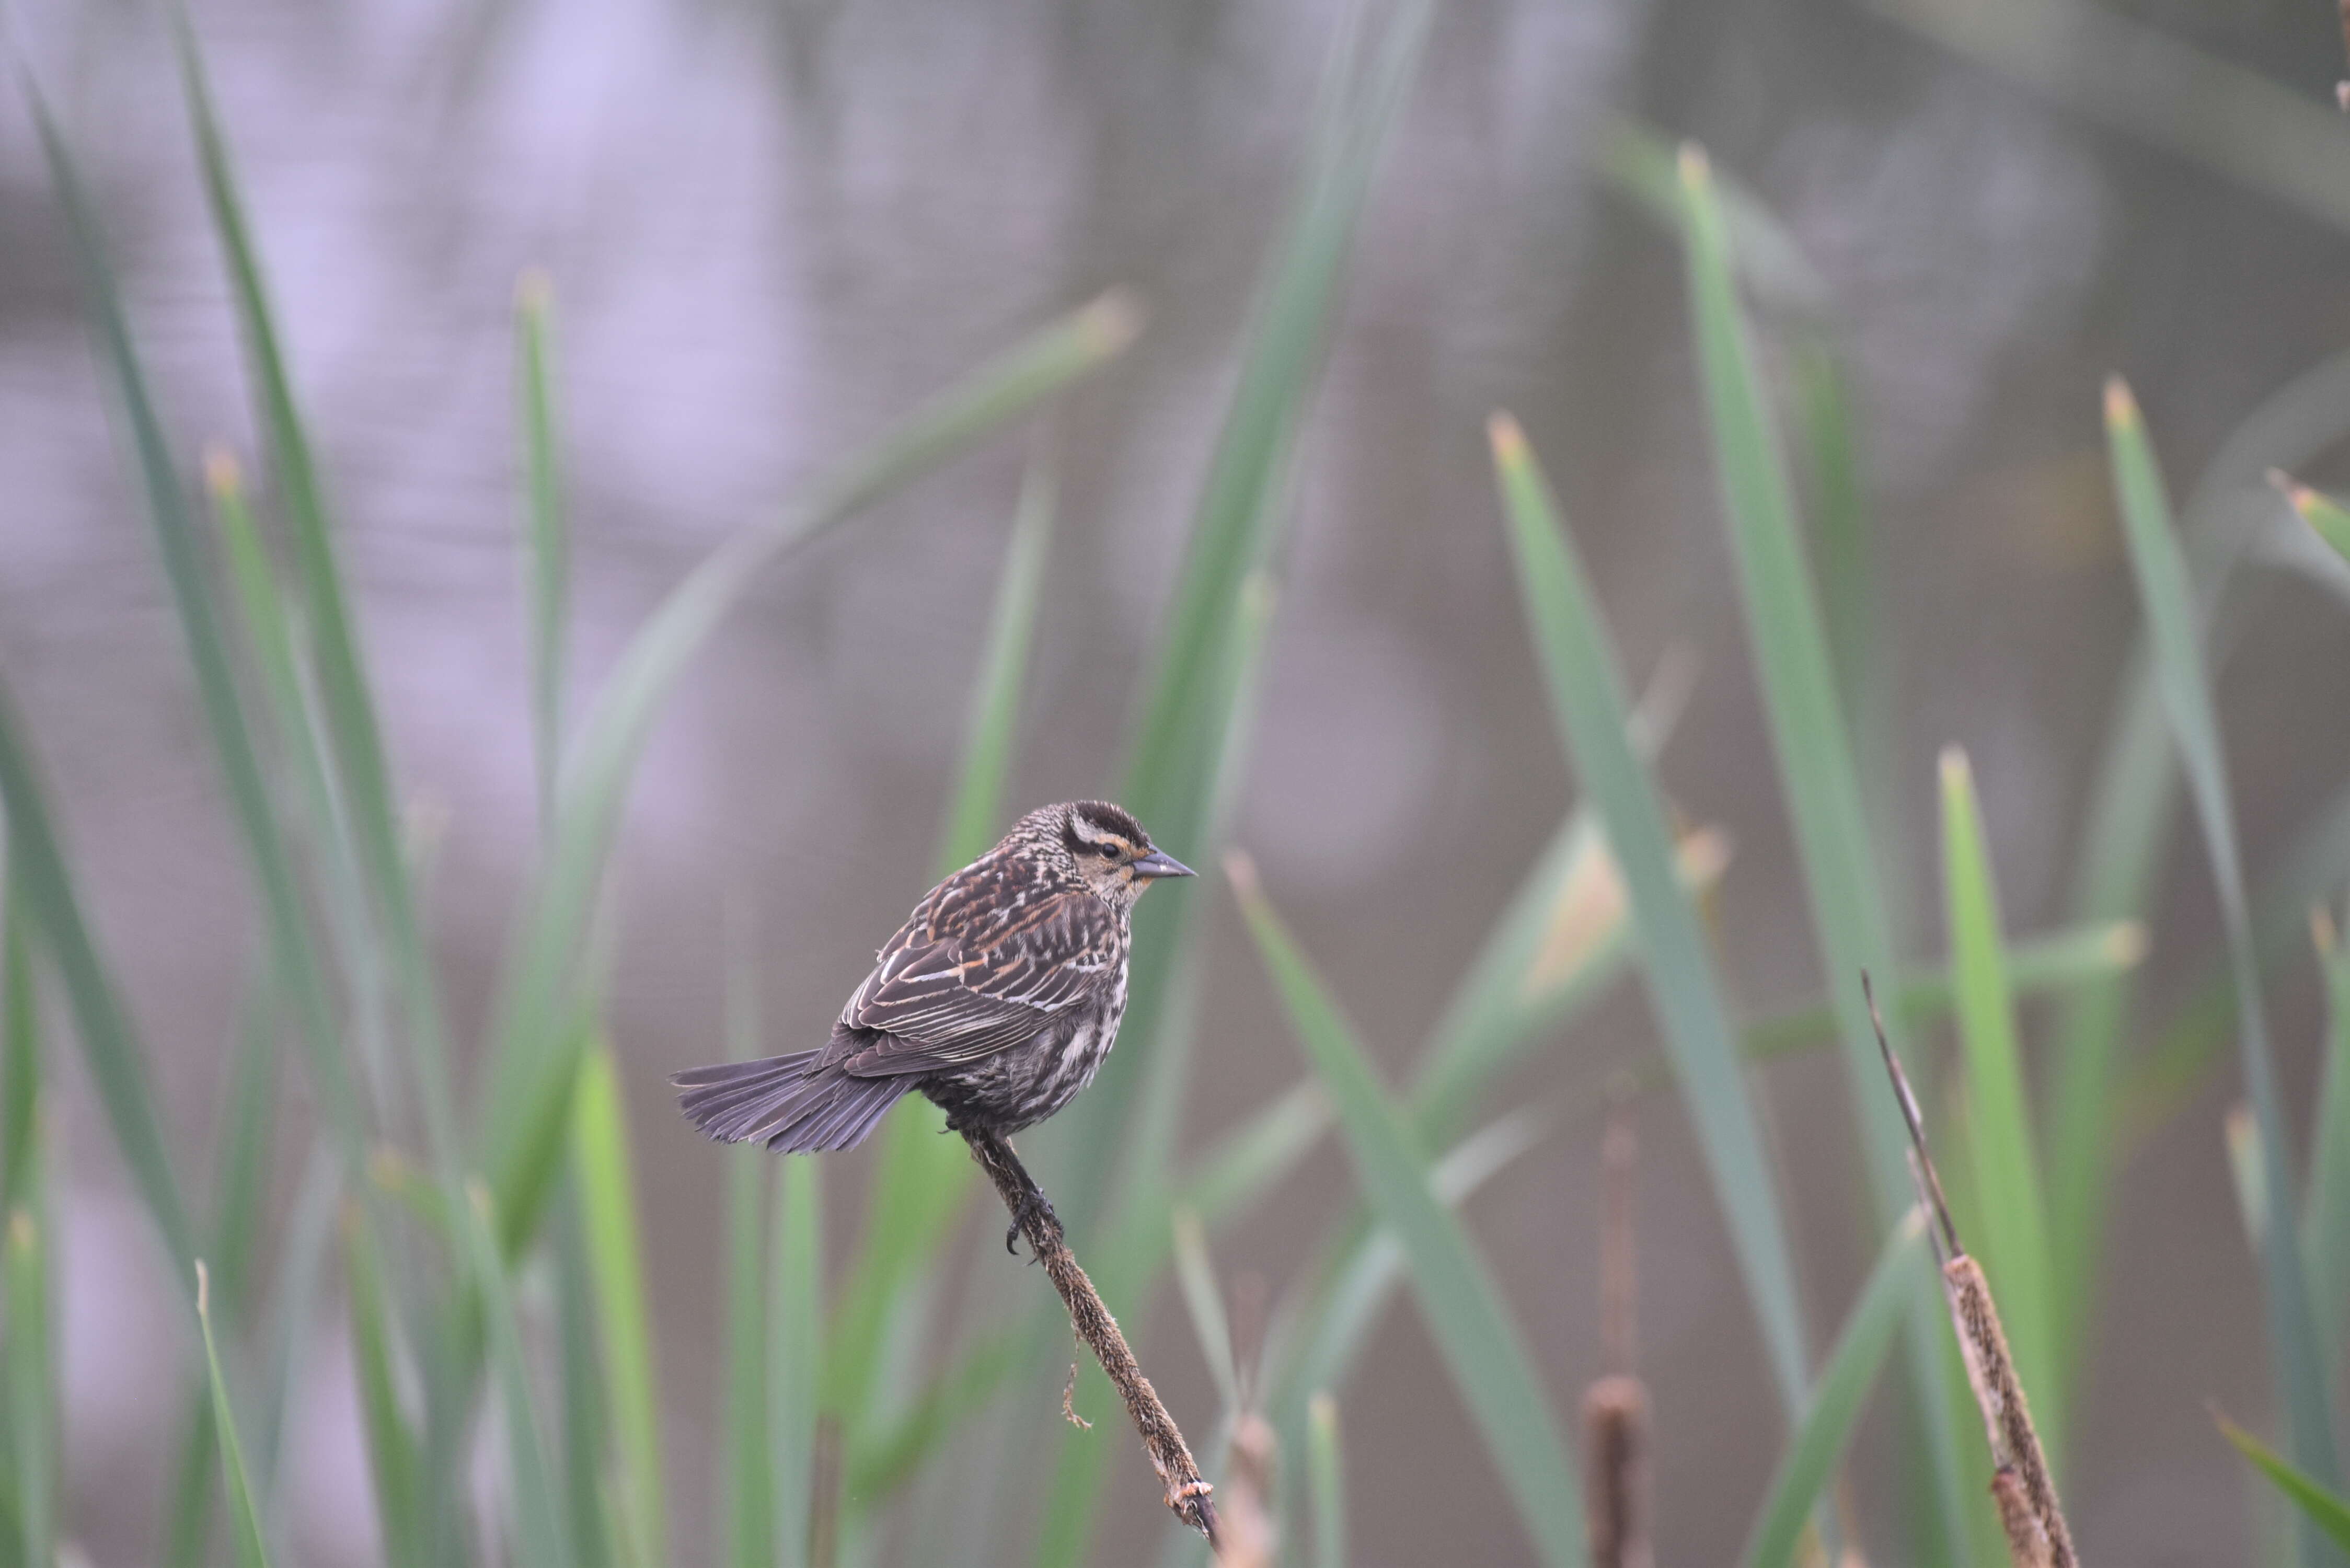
<box><xmin>1584</xmin><ymin>1101</ymin><xmax>1653</xmax><ymax>1568</ymax></box>
<box><xmin>1862</xmin><ymin>973</ymin><xmax>2079</xmax><ymax>1568</ymax></box>
<box><xmin>962</xmin><ymin>1127</ymin><xmax>1222</xmax><ymax>1551</ymax></box>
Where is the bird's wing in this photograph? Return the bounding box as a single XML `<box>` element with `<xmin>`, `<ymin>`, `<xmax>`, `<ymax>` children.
<box><xmin>837</xmin><ymin>886</ymin><xmax>1118</xmax><ymax>1074</ymax></box>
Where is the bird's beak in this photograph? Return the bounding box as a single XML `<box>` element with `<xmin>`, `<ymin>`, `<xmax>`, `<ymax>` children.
<box><xmin>1130</xmin><ymin>850</ymin><xmax>1195</xmax><ymax>880</ymax></box>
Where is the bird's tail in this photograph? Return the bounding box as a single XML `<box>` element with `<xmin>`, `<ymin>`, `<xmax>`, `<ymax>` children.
<box><xmin>672</xmin><ymin>1051</ymin><xmax>911</xmax><ymax>1154</ymax></box>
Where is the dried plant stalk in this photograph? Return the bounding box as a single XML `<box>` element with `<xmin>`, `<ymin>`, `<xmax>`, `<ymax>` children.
<box><xmin>1584</xmin><ymin>1104</ymin><xmax>1653</xmax><ymax>1568</ymax></box>
<box><xmin>1215</xmin><ymin>1411</ymin><xmax>1280</xmax><ymax>1568</ymax></box>
<box><xmin>962</xmin><ymin>1128</ymin><xmax>1222</xmax><ymax>1550</ymax></box>
<box><xmin>1864</xmin><ymin>975</ymin><xmax>2078</xmax><ymax>1568</ymax></box>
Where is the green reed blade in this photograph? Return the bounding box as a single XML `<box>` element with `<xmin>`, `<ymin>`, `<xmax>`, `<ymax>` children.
<box><xmin>518</xmin><ymin>272</ymin><xmax>569</xmax><ymax>834</ymax></box>
<box><xmin>174</xmin><ymin>15</ymin><xmax>458</xmax><ymax>1172</ymax></box>
<box><xmin>194</xmin><ymin>1262</ymin><xmax>271</xmax><ymax>1568</ymax></box>
<box><xmin>1742</xmin><ymin>1210</ymin><xmax>1928</xmax><ymax>1568</ymax></box>
<box><xmin>1307</xmin><ymin>1393</ymin><xmax>1345</xmax><ymax>1568</ymax></box>
<box><xmin>29</xmin><ymin>72</ymin><xmax>363</xmax><ymax>1162</ymax></box>
<box><xmin>3</xmin><ymin>1214</ymin><xmax>49</xmax><ymax>1567</ymax></box>
<box><xmin>1233</xmin><ymin>858</ymin><xmax>1587</xmax><ymax>1568</ymax></box>
<box><xmin>570</xmin><ymin>1045</ymin><xmax>664</xmax><ymax>1567</ymax></box>
<box><xmin>1489</xmin><ymin>412</ymin><xmax>1812</xmax><ymax>1419</ymax></box>
<box><xmin>1170</xmin><ymin>1208</ymin><xmax>1240</xmax><ymax>1413</ymax></box>
<box><xmin>554</xmin><ymin>1199</ymin><xmax>614</xmax><ymax>1568</ymax></box>
<box><xmin>721</xmin><ymin>928</ymin><xmax>770</xmax><ymax>1568</ymax></box>
<box><xmin>1938</xmin><ymin>750</ymin><xmax>2062</xmax><ymax>1464</ymax></box>
<box><xmin>771</xmin><ymin>1158</ymin><xmax>823</xmax><ymax>1568</ymax></box>
<box><xmin>0</xmin><ymin>676</ymin><xmax>197</xmax><ymax>1274</ymax></box>
<box><xmin>1676</xmin><ymin>146</ymin><xmax>1966</xmax><ymax>1558</ymax></box>
<box><xmin>2282</xmin><ymin>480</ymin><xmax>2350</xmax><ymax>569</ymax></box>
<box><xmin>483</xmin><ymin>293</ymin><xmax>1137</xmax><ymax>1254</ymax></box>
<box><xmin>2224</xmin><ymin>1412</ymin><xmax>2350</xmax><ymax>1553</ymax></box>
<box><xmin>2304</xmin><ymin>908</ymin><xmax>2350</xmax><ymax>1359</ymax></box>
<box><xmin>462</xmin><ymin>1180</ymin><xmax>575</xmax><ymax>1568</ymax></box>
<box><xmin>344</xmin><ymin>1204</ymin><xmax>424</xmax><ymax>1568</ymax></box>
<box><xmin>831</xmin><ymin>452</ymin><xmax>1056</xmax><ymax>1440</ymax></box>
<box><xmin>2109</xmin><ymin>378</ymin><xmax>2343</xmax><ymax>1553</ymax></box>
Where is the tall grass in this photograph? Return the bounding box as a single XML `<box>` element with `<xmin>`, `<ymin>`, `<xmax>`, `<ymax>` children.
<box><xmin>9</xmin><ymin>6</ymin><xmax>2350</xmax><ymax>1566</ymax></box>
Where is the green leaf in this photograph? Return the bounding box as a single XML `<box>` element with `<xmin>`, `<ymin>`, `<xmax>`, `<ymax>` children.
<box><xmin>2106</xmin><ymin>377</ymin><xmax>2343</xmax><ymax>1539</ymax></box>
<box><xmin>4</xmin><ymin>1211</ymin><xmax>51</xmax><ymax>1568</ymax></box>
<box><xmin>2281</xmin><ymin>479</ymin><xmax>2350</xmax><ymax>570</ymax></box>
<box><xmin>343</xmin><ymin>1204</ymin><xmax>424</xmax><ymax>1568</ymax></box>
<box><xmin>2223</xmin><ymin>1412</ymin><xmax>2350</xmax><ymax>1552</ymax></box>
<box><xmin>1057</xmin><ymin>0</ymin><xmax>1436</xmax><ymax>1242</ymax></box>
<box><xmin>2303</xmin><ymin>907</ymin><xmax>2350</xmax><ymax>1357</ymax></box>
<box><xmin>723</xmin><ymin>939</ymin><xmax>770</xmax><ymax>1568</ymax></box>
<box><xmin>175</xmin><ymin>15</ymin><xmax>459</xmax><ymax>1173</ymax></box>
<box><xmin>1170</xmin><ymin>1209</ymin><xmax>1239</xmax><ymax>1413</ymax></box>
<box><xmin>831</xmin><ymin>455</ymin><xmax>1055</xmax><ymax>1441</ymax></box>
<box><xmin>482</xmin><ymin>291</ymin><xmax>1139</xmax><ymax>1254</ymax></box>
<box><xmin>1</xmin><ymin>871</ymin><xmax>37</xmax><ymax>1231</ymax></box>
<box><xmin>554</xmin><ymin>1198</ymin><xmax>615</xmax><ymax>1568</ymax></box>
<box><xmin>1938</xmin><ymin>748</ymin><xmax>2061</xmax><ymax>1464</ymax></box>
<box><xmin>1230</xmin><ymin>858</ymin><xmax>1587</xmax><ymax>1568</ymax></box>
<box><xmin>0</xmin><ymin>675</ymin><xmax>198</xmax><ymax>1274</ymax></box>
<box><xmin>1741</xmin><ymin>1210</ymin><xmax>1929</xmax><ymax>1568</ymax></box>
<box><xmin>1307</xmin><ymin>1393</ymin><xmax>1345</xmax><ymax>1568</ymax></box>
<box><xmin>518</xmin><ymin>272</ymin><xmax>569</xmax><ymax>834</ymax></box>
<box><xmin>569</xmin><ymin>1046</ymin><xmax>664</xmax><ymax>1567</ymax></box>
<box><xmin>771</xmin><ymin>1158</ymin><xmax>823</xmax><ymax>1568</ymax></box>
<box><xmin>460</xmin><ymin>1179</ymin><xmax>576</xmax><ymax>1568</ymax></box>
<box><xmin>28</xmin><ymin>66</ymin><xmax>363</xmax><ymax>1162</ymax></box>
<box><xmin>195</xmin><ymin>1261</ymin><xmax>272</xmax><ymax>1568</ymax></box>
<box><xmin>1675</xmin><ymin>145</ymin><xmax>1966</xmax><ymax>1557</ymax></box>
<box><xmin>1487</xmin><ymin>411</ymin><xmax>1811</xmax><ymax>1418</ymax></box>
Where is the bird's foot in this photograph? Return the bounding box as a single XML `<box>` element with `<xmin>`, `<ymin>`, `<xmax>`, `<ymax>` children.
<box><xmin>1005</xmin><ymin>1186</ymin><xmax>1061</xmax><ymax>1262</ymax></box>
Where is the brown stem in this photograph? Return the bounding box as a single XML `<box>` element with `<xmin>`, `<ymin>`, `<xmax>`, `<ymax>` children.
<box><xmin>962</xmin><ymin>1127</ymin><xmax>1222</xmax><ymax>1552</ymax></box>
<box><xmin>1863</xmin><ymin>973</ymin><xmax>2079</xmax><ymax>1568</ymax></box>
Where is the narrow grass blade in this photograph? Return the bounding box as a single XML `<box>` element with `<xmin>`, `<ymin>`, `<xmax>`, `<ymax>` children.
<box><xmin>483</xmin><ymin>293</ymin><xmax>1138</xmax><ymax>1254</ymax></box>
<box><xmin>4</xmin><ymin>1210</ymin><xmax>51</xmax><ymax>1568</ymax></box>
<box><xmin>29</xmin><ymin>74</ymin><xmax>362</xmax><ymax>1161</ymax></box>
<box><xmin>343</xmin><ymin>1204</ymin><xmax>423</xmax><ymax>1568</ymax></box>
<box><xmin>194</xmin><ymin>1262</ymin><xmax>271</xmax><ymax>1568</ymax></box>
<box><xmin>1170</xmin><ymin>1208</ymin><xmax>1239</xmax><ymax>1413</ymax></box>
<box><xmin>771</xmin><ymin>1158</ymin><xmax>823</xmax><ymax>1568</ymax></box>
<box><xmin>1231</xmin><ymin>857</ymin><xmax>1587</xmax><ymax>1568</ymax></box>
<box><xmin>2304</xmin><ymin>908</ymin><xmax>2350</xmax><ymax>1354</ymax></box>
<box><xmin>1593</xmin><ymin>117</ymin><xmax>1830</xmax><ymax>316</ymax></box>
<box><xmin>554</xmin><ymin>1200</ymin><xmax>614</xmax><ymax>1568</ymax></box>
<box><xmin>1</xmin><ymin>871</ymin><xmax>36</xmax><ymax>1225</ymax></box>
<box><xmin>1742</xmin><ymin>1210</ymin><xmax>1929</xmax><ymax>1568</ymax></box>
<box><xmin>519</xmin><ymin>271</ymin><xmax>568</xmax><ymax>834</ymax></box>
<box><xmin>1065</xmin><ymin>0</ymin><xmax>1435</xmax><ymax>1237</ymax></box>
<box><xmin>1488</xmin><ymin>412</ymin><xmax>1811</xmax><ymax>1418</ymax></box>
<box><xmin>2280</xmin><ymin>479</ymin><xmax>2350</xmax><ymax>569</ymax></box>
<box><xmin>0</xmin><ymin>677</ymin><xmax>198</xmax><ymax>1273</ymax></box>
<box><xmin>2224</xmin><ymin>1414</ymin><xmax>2350</xmax><ymax>1552</ymax></box>
<box><xmin>2107</xmin><ymin>378</ymin><xmax>2343</xmax><ymax>1528</ymax></box>
<box><xmin>1675</xmin><ymin>146</ymin><xmax>1967</xmax><ymax>1557</ymax></box>
<box><xmin>1307</xmin><ymin>1393</ymin><xmax>1344</xmax><ymax>1568</ymax></box>
<box><xmin>831</xmin><ymin>454</ymin><xmax>1056</xmax><ymax>1439</ymax></box>
<box><xmin>569</xmin><ymin>1045</ymin><xmax>664</xmax><ymax>1567</ymax></box>
<box><xmin>461</xmin><ymin>1179</ymin><xmax>575</xmax><ymax>1568</ymax></box>
<box><xmin>1938</xmin><ymin>750</ymin><xmax>2061</xmax><ymax>1465</ymax></box>
<box><xmin>1736</xmin><ymin>921</ymin><xmax>2146</xmax><ymax>1070</ymax></box>
<box><xmin>722</xmin><ymin>928</ymin><xmax>770</xmax><ymax>1568</ymax></box>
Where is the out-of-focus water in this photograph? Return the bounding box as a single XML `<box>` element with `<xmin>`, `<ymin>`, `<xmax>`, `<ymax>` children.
<box><xmin>5</xmin><ymin>0</ymin><xmax>2349</xmax><ymax>1561</ymax></box>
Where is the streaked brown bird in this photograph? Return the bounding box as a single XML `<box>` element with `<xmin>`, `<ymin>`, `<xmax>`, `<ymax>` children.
<box><xmin>673</xmin><ymin>800</ymin><xmax>1193</xmax><ymax>1162</ymax></box>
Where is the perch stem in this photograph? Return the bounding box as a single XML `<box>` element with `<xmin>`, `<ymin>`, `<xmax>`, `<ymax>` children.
<box><xmin>962</xmin><ymin>1127</ymin><xmax>1223</xmax><ymax>1552</ymax></box>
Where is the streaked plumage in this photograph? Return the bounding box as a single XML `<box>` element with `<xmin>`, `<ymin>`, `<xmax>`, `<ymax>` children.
<box><xmin>673</xmin><ymin>801</ymin><xmax>1193</xmax><ymax>1156</ymax></box>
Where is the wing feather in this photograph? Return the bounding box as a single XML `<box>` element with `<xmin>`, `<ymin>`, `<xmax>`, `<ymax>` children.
<box><xmin>837</xmin><ymin>884</ymin><xmax>1117</xmax><ymax>1075</ymax></box>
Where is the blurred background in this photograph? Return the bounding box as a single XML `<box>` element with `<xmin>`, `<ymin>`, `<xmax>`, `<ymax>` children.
<box><xmin>6</xmin><ymin>0</ymin><xmax>2350</xmax><ymax>1562</ymax></box>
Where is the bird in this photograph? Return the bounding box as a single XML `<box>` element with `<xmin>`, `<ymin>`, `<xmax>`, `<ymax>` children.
<box><xmin>672</xmin><ymin>800</ymin><xmax>1194</xmax><ymax>1171</ymax></box>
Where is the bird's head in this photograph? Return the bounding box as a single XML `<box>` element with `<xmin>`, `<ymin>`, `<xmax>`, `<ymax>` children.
<box><xmin>1014</xmin><ymin>800</ymin><xmax>1194</xmax><ymax>909</ymax></box>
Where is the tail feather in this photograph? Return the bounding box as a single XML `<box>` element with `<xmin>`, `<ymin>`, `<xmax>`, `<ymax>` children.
<box><xmin>673</xmin><ymin>1050</ymin><xmax>911</xmax><ymax>1154</ymax></box>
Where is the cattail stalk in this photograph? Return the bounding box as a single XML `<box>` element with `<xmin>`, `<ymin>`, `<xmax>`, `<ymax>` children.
<box><xmin>962</xmin><ymin>1128</ymin><xmax>1222</xmax><ymax>1550</ymax></box>
<box><xmin>1584</xmin><ymin>1103</ymin><xmax>1653</xmax><ymax>1568</ymax></box>
<box><xmin>1864</xmin><ymin>975</ymin><xmax>2078</xmax><ymax>1568</ymax></box>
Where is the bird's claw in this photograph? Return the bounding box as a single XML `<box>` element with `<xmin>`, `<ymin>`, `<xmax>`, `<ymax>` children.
<box><xmin>1005</xmin><ymin>1187</ymin><xmax>1060</xmax><ymax>1262</ymax></box>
